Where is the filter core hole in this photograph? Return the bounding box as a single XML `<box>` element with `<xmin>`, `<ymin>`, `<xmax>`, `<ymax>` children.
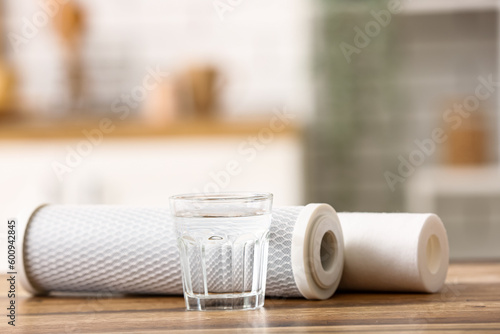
<box><xmin>426</xmin><ymin>234</ymin><xmax>441</xmax><ymax>274</ymax></box>
<box><xmin>320</xmin><ymin>231</ymin><xmax>336</xmax><ymax>272</ymax></box>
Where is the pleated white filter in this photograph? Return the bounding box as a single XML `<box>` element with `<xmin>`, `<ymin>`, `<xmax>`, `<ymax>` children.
<box><xmin>18</xmin><ymin>204</ymin><xmax>344</xmax><ymax>300</ymax></box>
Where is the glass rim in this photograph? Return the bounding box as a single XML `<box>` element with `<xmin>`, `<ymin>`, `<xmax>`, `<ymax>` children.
<box><xmin>170</xmin><ymin>192</ymin><xmax>273</xmax><ymax>203</ymax></box>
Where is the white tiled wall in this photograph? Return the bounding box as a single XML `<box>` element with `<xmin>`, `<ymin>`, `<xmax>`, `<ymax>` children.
<box><xmin>4</xmin><ymin>0</ymin><xmax>313</xmax><ymax>117</ymax></box>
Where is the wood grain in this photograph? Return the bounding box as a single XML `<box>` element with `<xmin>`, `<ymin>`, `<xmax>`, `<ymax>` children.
<box><xmin>1</xmin><ymin>262</ymin><xmax>499</xmax><ymax>333</ymax></box>
<box><xmin>0</xmin><ymin>118</ymin><xmax>301</xmax><ymax>140</ymax></box>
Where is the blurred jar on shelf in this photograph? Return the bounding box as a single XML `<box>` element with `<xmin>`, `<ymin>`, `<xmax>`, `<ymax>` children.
<box><xmin>178</xmin><ymin>63</ymin><xmax>224</xmax><ymax>119</ymax></box>
<box><xmin>0</xmin><ymin>60</ymin><xmax>18</xmax><ymax>117</ymax></box>
<box><xmin>140</xmin><ymin>76</ymin><xmax>180</xmax><ymax>127</ymax></box>
<box><xmin>52</xmin><ymin>0</ymin><xmax>87</xmax><ymax>113</ymax></box>
<box><xmin>443</xmin><ymin>98</ymin><xmax>489</xmax><ymax>165</ymax></box>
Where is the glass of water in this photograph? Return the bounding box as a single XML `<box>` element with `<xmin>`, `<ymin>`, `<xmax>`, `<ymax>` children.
<box><xmin>170</xmin><ymin>192</ymin><xmax>273</xmax><ymax>311</ymax></box>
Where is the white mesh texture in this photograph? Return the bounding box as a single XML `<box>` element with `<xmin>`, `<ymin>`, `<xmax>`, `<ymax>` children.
<box><xmin>23</xmin><ymin>205</ymin><xmax>304</xmax><ymax>297</ymax></box>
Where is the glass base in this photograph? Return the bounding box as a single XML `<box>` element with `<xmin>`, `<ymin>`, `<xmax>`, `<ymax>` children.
<box><xmin>184</xmin><ymin>291</ymin><xmax>265</xmax><ymax>311</ymax></box>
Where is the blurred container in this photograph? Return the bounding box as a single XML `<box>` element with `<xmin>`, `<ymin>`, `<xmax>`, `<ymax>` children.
<box><xmin>0</xmin><ymin>60</ymin><xmax>18</xmax><ymax>116</ymax></box>
<box><xmin>141</xmin><ymin>78</ymin><xmax>179</xmax><ymax>126</ymax></box>
<box><xmin>444</xmin><ymin>101</ymin><xmax>488</xmax><ymax>165</ymax></box>
<box><xmin>178</xmin><ymin>64</ymin><xmax>221</xmax><ymax>119</ymax></box>
<box><xmin>52</xmin><ymin>0</ymin><xmax>87</xmax><ymax>113</ymax></box>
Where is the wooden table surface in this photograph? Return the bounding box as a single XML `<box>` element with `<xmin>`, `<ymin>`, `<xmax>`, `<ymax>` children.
<box><xmin>1</xmin><ymin>262</ymin><xmax>499</xmax><ymax>333</ymax></box>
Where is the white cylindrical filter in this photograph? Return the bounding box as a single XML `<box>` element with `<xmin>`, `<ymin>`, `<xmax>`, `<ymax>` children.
<box><xmin>337</xmin><ymin>213</ymin><xmax>449</xmax><ymax>293</ymax></box>
<box><xmin>18</xmin><ymin>204</ymin><xmax>343</xmax><ymax>300</ymax></box>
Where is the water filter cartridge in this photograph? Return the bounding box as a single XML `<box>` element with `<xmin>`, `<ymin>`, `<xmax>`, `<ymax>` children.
<box><xmin>18</xmin><ymin>204</ymin><xmax>344</xmax><ymax>300</ymax></box>
<box><xmin>338</xmin><ymin>212</ymin><xmax>449</xmax><ymax>293</ymax></box>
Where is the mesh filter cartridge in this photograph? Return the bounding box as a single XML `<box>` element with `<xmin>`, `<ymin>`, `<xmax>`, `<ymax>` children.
<box><xmin>18</xmin><ymin>204</ymin><xmax>344</xmax><ymax>299</ymax></box>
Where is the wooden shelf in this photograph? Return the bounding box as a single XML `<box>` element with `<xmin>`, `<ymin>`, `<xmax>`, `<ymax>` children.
<box><xmin>0</xmin><ymin>118</ymin><xmax>302</xmax><ymax>140</ymax></box>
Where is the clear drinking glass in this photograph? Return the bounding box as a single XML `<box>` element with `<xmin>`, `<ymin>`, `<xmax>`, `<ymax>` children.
<box><xmin>170</xmin><ymin>192</ymin><xmax>273</xmax><ymax>311</ymax></box>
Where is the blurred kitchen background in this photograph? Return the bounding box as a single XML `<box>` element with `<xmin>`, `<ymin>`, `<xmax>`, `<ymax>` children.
<box><xmin>0</xmin><ymin>0</ymin><xmax>499</xmax><ymax>270</ymax></box>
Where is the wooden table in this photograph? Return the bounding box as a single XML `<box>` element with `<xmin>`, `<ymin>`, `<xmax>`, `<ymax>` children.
<box><xmin>1</xmin><ymin>262</ymin><xmax>499</xmax><ymax>333</ymax></box>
